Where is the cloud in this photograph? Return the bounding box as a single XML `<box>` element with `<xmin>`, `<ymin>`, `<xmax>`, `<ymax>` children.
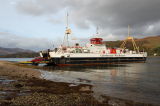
<box><xmin>15</xmin><ymin>0</ymin><xmax>160</xmax><ymax>39</ymax></box>
<box><xmin>16</xmin><ymin>0</ymin><xmax>66</xmax><ymax>16</ymax></box>
<box><xmin>0</xmin><ymin>32</ymin><xmax>56</xmax><ymax>51</ymax></box>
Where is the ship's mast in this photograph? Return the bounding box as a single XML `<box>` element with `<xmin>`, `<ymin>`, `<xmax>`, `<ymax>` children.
<box><xmin>63</xmin><ymin>12</ymin><xmax>71</xmax><ymax>47</ymax></box>
<box><xmin>66</xmin><ymin>12</ymin><xmax>69</xmax><ymax>47</ymax></box>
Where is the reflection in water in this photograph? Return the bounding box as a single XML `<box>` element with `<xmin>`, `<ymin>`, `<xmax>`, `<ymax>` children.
<box><xmin>110</xmin><ymin>69</ymin><xmax>117</xmax><ymax>83</ymax></box>
<box><xmin>40</xmin><ymin>57</ymin><xmax>160</xmax><ymax>105</ymax></box>
<box><xmin>111</xmin><ymin>69</ymin><xmax>117</xmax><ymax>77</ymax></box>
<box><xmin>40</xmin><ymin>64</ymin><xmax>125</xmax><ymax>84</ymax></box>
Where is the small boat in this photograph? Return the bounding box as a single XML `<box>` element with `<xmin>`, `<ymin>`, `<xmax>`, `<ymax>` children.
<box><xmin>20</xmin><ymin>57</ymin><xmax>49</xmax><ymax>65</ymax></box>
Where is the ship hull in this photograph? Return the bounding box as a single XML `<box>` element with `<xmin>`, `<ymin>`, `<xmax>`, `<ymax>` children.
<box><xmin>50</xmin><ymin>57</ymin><xmax>147</xmax><ymax>66</ymax></box>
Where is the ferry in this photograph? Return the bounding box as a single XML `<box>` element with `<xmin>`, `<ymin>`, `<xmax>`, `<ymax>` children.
<box><xmin>40</xmin><ymin>37</ymin><xmax>147</xmax><ymax>66</ymax></box>
<box><xmin>40</xmin><ymin>16</ymin><xmax>147</xmax><ymax>66</ymax></box>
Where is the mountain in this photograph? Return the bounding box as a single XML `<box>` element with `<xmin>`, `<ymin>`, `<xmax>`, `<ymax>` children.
<box><xmin>104</xmin><ymin>35</ymin><xmax>160</xmax><ymax>56</ymax></box>
<box><xmin>0</xmin><ymin>47</ymin><xmax>35</xmax><ymax>56</ymax></box>
<box><xmin>0</xmin><ymin>52</ymin><xmax>39</xmax><ymax>58</ymax></box>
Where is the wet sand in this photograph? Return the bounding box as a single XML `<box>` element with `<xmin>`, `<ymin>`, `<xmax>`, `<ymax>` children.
<box><xmin>0</xmin><ymin>61</ymin><xmax>40</xmax><ymax>78</ymax></box>
<box><xmin>0</xmin><ymin>61</ymin><xmax>156</xmax><ymax>106</ymax></box>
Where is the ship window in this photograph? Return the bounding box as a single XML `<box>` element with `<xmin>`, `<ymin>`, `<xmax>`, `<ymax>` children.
<box><xmin>70</xmin><ymin>50</ymin><xmax>74</xmax><ymax>53</ymax></box>
<box><xmin>75</xmin><ymin>48</ymin><xmax>82</xmax><ymax>53</ymax></box>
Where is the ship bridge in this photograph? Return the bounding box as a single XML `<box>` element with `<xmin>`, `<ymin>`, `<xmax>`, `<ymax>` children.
<box><xmin>90</xmin><ymin>38</ymin><xmax>103</xmax><ymax>45</ymax></box>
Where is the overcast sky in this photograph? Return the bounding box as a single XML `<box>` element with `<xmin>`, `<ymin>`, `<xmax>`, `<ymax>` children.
<box><xmin>0</xmin><ymin>0</ymin><xmax>160</xmax><ymax>51</ymax></box>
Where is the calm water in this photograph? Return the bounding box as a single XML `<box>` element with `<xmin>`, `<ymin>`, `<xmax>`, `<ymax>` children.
<box><xmin>1</xmin><ymin>57</ymin><xmax>160</xmax><ymax>104</ymax></box>
<box><xmin>0</xmin><ymin>58</ymin><xmax>33</xmax><ymax>62</ymax></box>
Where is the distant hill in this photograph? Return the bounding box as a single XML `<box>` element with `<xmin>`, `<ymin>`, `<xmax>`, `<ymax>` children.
<box><xmin>104</xmin><ymin>35</ymin><xmax>160</xmax><ymax>56</ymax></box>
<box><xmin>0</xmin><ymin>47</ymin><xmax>34</xmax><ymax>56</ymax></box>
<box><xmin>136</xmin><ymin>35</ymin><xmax>160</xmax><ymax>49</ymax></box>
<box><xmin>0</xmin><ymin>52</ymin><xmax>39</xmax><ymax>58</ymax></box>
<box><xmin>0</xmin><ymin>47</ymin><xmax>39</xmax><ymax>58</ymax></box>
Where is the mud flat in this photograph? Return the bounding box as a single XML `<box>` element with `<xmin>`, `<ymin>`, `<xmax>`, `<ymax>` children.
<box><xmin>0</xmin><ymin>61</ymin><xmax>156</xmax><ymax>106</ymax></box>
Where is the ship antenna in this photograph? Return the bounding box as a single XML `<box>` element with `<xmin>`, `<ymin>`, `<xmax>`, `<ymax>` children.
<box><xmin>128</xmin><ymin>25</ymin><xmax>130</xmax><ymax>37</ymax></box>
<box><xmin>96</xmin><ymin>26</ymin><xmax>99</xmax><ymax>37</ymax></box>
<box><xmin>96</xmin><ymin>26</ymin><xmax>99</xmax><ymax>35</ymax></box>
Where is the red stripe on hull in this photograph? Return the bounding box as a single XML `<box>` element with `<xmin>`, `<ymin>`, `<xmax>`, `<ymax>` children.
<box><xmin>56</xmin><ymin>61</ymin><xmax>146</xmax><ymax>66</ymax></box>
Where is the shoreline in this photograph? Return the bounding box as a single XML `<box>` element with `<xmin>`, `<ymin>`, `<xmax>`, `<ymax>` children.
<box><xmin>0</xmin><ymin>61</ymin><xmax>156</xmax><ymax>106</ymax></box>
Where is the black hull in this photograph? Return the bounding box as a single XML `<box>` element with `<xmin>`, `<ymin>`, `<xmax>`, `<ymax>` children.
<box><xmin>50</xmin><ymin>57</ymin><xmax>147</xmax><ymax>66</ymax></box>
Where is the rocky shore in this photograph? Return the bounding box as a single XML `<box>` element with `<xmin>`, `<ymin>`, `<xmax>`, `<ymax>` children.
<box><xmin>0</xmin><ymin>61</ymin><xmax>156</xmax><ymax>106</ymax></box>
